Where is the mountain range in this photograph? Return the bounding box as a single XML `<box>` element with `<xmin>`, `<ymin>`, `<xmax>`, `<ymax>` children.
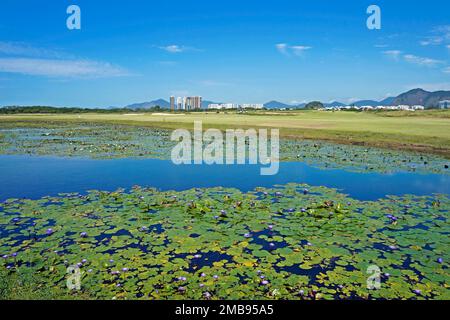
<box><xmin>263</xmin><ymin>89</ymin><xmax>449</xmax><ymax>109</ymax></box>
<box><xmin>118</xmin><ymin>88</ymin><xmax>450</xmax><ymax>110</ymax></box>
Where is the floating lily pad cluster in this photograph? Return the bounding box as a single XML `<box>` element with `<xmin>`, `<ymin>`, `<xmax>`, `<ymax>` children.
<box><xmin>0</xmin><ymin>122</ymin><xmax>448</xmax><ymax>175</ymax></box>
<box><xmin>0</xmin><ymin>184</ymin><xmax>448</xmax><ymax>300</ymax></box>
<box><xmin>0</xmin><ymin>124</ymin><xmax>174</xmax><ymax>159</ymax></box>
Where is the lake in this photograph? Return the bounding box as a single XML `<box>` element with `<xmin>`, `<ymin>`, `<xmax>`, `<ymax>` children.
<box><xmin>0</xmin><ymin>155</ymin><xmax>448</xmax><ymax>201</ymax></box>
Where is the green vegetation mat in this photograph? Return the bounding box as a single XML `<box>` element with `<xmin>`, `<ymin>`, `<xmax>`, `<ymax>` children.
<box><xmin>0</xmin><ymin>123</ymin><xmax>448</xmax><ymax>175</ymax></box>
<box><xmin>0</xmin><ymin>184</ymin><xmax>448</xmax><ymax>300</ymax></box>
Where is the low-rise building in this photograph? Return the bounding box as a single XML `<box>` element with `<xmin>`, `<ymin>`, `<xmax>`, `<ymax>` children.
<box><xmin>439</xmin><ymin>100</ymin><xmax>450</xmax><ymax>109</ymax></box>
<box><xmin>241</xmin><ymin>103</ymin><xmax>264</xmax><ymax>109</ymax></box>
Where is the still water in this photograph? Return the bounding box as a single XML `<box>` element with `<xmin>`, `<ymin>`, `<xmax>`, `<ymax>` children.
<box><xmin>0</xmin><ymin>155</ymin><xmax>448</xmax><ymax>201</ymax></box>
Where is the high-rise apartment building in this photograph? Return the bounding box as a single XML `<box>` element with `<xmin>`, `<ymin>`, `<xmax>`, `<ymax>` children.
<box><xmin>170</xmin><ymin>96</ymin><xmax>203</xmax><ymax>111</ymax></box>
<box><xmin>170</xmin><ymin>96</ymin><xmax>175</xmax><ymax>111</ymax></box>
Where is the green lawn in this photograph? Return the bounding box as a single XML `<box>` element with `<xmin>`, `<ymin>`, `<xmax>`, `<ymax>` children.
<box><xmin>1</xmin><ymin>110</ymin><xmax>449</xmax><ymax>157</ymax></box>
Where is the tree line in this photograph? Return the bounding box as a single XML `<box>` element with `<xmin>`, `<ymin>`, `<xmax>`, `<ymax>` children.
<box><xmin>0</xmin><ymin>106</ymin><xmax>166</xmax><ymax>114</ymax></box>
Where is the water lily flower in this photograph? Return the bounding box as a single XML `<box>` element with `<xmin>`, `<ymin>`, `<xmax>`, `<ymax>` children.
<box><xmin>203</xmin><ymin>292</ymin><xmax>212</xmax><ymax>299</ymax></box>
<box><xmin>301</xmin><ymin>208</ymin><xmax>307</xmax><ymax>213</ymax></box>
<box><xmin>46</xmin><ymin>228</ymin><xmax>54</xmax><ymax>235</ymax></box>
<box><xmin>213</xmin><ymin>275</ymin><xmax>219</xmax><ymax>280</ymax></box>
<box><xmin>199</xmin><ymin>283</ymin><xmax>205</xmax><ymax>288</ymax></box>
<box><xmin>437</xmin><ymin>258</ymin><xmax>443</xmax><ymax>264</ymax></box>
<box><xmin>2</xmin><ymin>255</ymin><xmax>8</xmax><ymax>259</ymax></box>
<box><xmin>306</xmin><ymin>242</ymin><xmax>312</xmax><ymax>246</ymax></box>
<box><xmin>384</xmin><ymin>273</ymin><xmax>390</xmax><ymax>278</ymax></box>
<box><xmin>268</xmin><ymin>225</ymin><xmax>274</xmax><ymax>230</ymax></box>
<box><xmin>194</xmin><ymin>254</ymin><xmax>202</xmax><ymax>259</ymax></box>
<box><xmin>116</xmin><ymin>283</ymin><xmax>122</xmax><ymax>288</ymax></box>
<box><xmin>389</xmin><ymin>245</ymin><xmax>397</xmax><ymax>250</ymax></box>
<box><xmin>109</xmin><ymin>259</ymin><xmax>114</xmax><ymax>263</ymax></box>
<box><xmin>269</xmin><ymin>243</ymin><xmax>275</xmax><ymax>249</ymax></box>
<box><xmin>11</xmin><ymin>253</ymin><xmax>17</xmax><ymax>257</ymax></box>
<box><xmin>82</xmin><ymin>259</ymin><xmax>87</xmax><ymax>264</ymax></box>
<box><xmin>76</xmin><ymin>262</ymin><xmax>82</xmax><ymax>267</ymax></box>
<box><xmin>303</xmin><ymin>189</ymin><xmax>309</xmax><ymax>195</ymax></box>
<box><xmin>200</xmin><ymin>273</ymin><xmax>206</xmax><ymax>277</ymax></box>
<box><xmin>299</xmin><ymin>290</ymin><xmax>305</xmax><ymax>296</ymax></box>
<box><xmin>178</xmin><ymin>286</ymin><xmax>186</xmax><ymax>292</ymax></box>
<box><xmin>88</xmin><ymin>269</ymin><xmax>93</xmax><ymax>273</ymax></box>
<box><xmin>261</xmin><ymin>280</ymin><xmax>269</xmax><ymax>285</ymax></box>
<box><xmin>220</xmin><ymin>210</ymin><xmax>227</xmax><ymax>216</ymax></box>
<box><xmin>260</xmin><ymin>275</ymin><xmax>265</xmax><ymax>279</ymax></box>
<box><xmin>110</xmin><ymin>271</ymin><xmax>120</xmax><ymax>275</ymax></box>
<box><xmin>122</xmin><ymin>268</ymin><xmax>129</xmax><ymax>272</ymax></box>
<box><xmin>213</xmin><ymin>215</ymin><xmax>219</xmax><ymax>220</ymax></box>
<box><xmin>244</xmin><ymin>233</ymin><xmax>252</xmax><ymax>238</ymax></box>
<box><xmin>413</xmin><ymin>289</ymin><xmax>421</xmax><ymax>295</ymax></box>
<box><xmin>257</xmin><ymin>270</ymin><xmax>262</xmax><ymax>274</ymax></box>
<box><xmin>80</xmin><ymin>232</ymin><xmax>88</xmax><ymax>238</ymax></box>
<box><xmin>178</xmin><ymin>276</ymin><xmax>186</xmax><ymax>281</ymax></box>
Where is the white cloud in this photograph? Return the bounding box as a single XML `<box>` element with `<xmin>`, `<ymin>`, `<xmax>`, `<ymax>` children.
<box><xmin>403</xmin><ymin>54</ymin><xmax>444</xmax><ymax>67</ymax></box>
<box><xmin>276</xmin><ymin>43</ymin><xmax>311</xmax><ymax>56</ymax></box>
<box><xmin>290</xmin><ymin>46</ymin><xmax>312</xmax><ymax>56</ymax></box>
<box><xmin>420</xmin><ymin>25</ymin><xmax>450</xmax><ymax>46</ymax></box>
<box><xmin>275</xmin><ymin>43</ymin><xmax>288</xmax><ymax>55</ymax></box>
<box><xmin>383</xmin><ymin>50</ymin><xmax>402</xmax><ymax>60</ymax></box>
<box><xmin>0</xmin><ymin>58</ymin><xmax>129</xmax><ymax>78</ymax></box>
<box><xmin>420</xmin><ymin>36</ymin><xmax>443</xmax><ymax>46</ymax></box>
<box><xmin>158</xmin><ymin>45</ymin><xmax>200</xmax><ymax>53</ymax></box>
<box><xmin>0</xmin><ymin>41</ymin><xmax>130</xmax><ymax>78</ymax></box>
<box><xmin>383</xmin><ymin>50</ymin><xmax>445</xmax><ymax>68</ymax></box>
<box><xmin>443</xmin><ymin>67</ymin><xmax>450</xmax><ymax>74</ymax></box>
<box><xmin>0</xmin><ymin>41</ymin><xmax>69</xmax><ymax>59</ymax></box>
<box><xmin>159</xmin><ymin>45</ymin><xmax>184</xmax><ymax>53</ymax></box>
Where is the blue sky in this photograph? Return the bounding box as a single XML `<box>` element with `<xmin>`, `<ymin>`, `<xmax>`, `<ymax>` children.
<box><xmin>0</xmin><ymin>0</ymin><xmax>449</xmax><ymax>107</ymax></box>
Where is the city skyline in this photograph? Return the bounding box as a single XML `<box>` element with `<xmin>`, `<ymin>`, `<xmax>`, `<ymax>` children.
<box><xmin>0</xmin><ymin>1</ymin><xmax>449</xmax><ymax>107</ymax></box>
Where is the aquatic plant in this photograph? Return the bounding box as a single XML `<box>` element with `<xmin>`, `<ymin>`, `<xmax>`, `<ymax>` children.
<box><xmin>0</xmin><ymin>183</ymin><xmax>448</xmax><ymax>300</ymax></box>
<box><xmin>0</xmin><ymin>123</ymin><xmax>448</xmax><ymax>175</ymax></box>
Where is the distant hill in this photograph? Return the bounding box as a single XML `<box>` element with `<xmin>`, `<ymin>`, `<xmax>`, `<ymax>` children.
<box><xmin>392</xmin><ymin>89</ymin><xmax>430</xmax><ymax>106</ymax></box>
<box><xmin>125</xmin><ymin>99</ymin><xmax>170</xmax><ymax>110</ymax></box>
<box><xmin>117</xmin><ymin>89</ymin><xmax>449</xmax><ymax>111</ymax></box>
<box><xmin>379</xmin><ymin>96</ymin><xmax>395</xmax><ymax>105</ymax></box>
<box><xmin>350</xmin><ymin>100</ymin><xmax>380</xmax><ymax>107</ymax></box>
<box><xmin>324</xmin><ymin>101</ymin><xmax>346</xmax><ymax>107</ymax></box>
<box><xmin>264</xmin><ymin>101</ymin><xmax>292</xmax><ymax>109</ymax></box>
<box><xmin>392</xmin><ymin>88</ymin><xmax>450</xmax><ymax>107</ymax></box>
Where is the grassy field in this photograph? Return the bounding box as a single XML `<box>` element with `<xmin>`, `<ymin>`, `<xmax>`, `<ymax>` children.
<box><xmin>1</xmin><ymin>110</ymin><xmax>450</xmax><ymax>157</ymax></box>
